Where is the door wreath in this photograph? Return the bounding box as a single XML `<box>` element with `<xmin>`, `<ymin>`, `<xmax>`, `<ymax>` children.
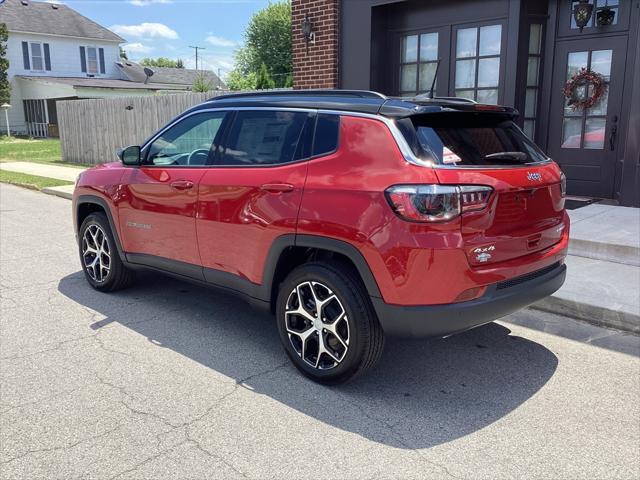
<box><xmin>563</xmin><ymin>68</ymin><xmax>607</xmax><ymax>110</ymax></box>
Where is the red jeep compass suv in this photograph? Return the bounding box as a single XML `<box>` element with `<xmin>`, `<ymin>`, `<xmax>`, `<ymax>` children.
<box><xmin>73</xmin><ymin>90</ymin><xmax>569</xmax><ymax>384</ymax></box>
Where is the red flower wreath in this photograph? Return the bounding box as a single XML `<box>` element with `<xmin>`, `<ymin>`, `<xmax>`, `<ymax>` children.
<box><xmin>563</xmin><ymin>68</ymin><xmax>607</xmax><ymax>110</ymax></box>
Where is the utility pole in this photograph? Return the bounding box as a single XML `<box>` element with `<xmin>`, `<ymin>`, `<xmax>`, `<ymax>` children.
<box><xmin>189</xmin><ymin>45</ymin><xmax>206</xmax><ymax>71</ymax></box>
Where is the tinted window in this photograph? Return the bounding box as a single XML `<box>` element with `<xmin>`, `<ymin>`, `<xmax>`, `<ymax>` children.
<box><xmin>146</xmin><ymin>112</ymin><xmax>226</xmax><ymax>166</ymax></box>
<box><xmin>220</xmin><ymin>111</ymin><xmax>309</xmax><ymax>166</ymax></box>
<box><xmin>312</xmin><ymin>114</ymin><xmax>340</xmax><ymax>157</ymax></box>
<box><xmin>404</xmin><ymin>113</ymin><xmax>548</xmax><ymax>166</ymax></box>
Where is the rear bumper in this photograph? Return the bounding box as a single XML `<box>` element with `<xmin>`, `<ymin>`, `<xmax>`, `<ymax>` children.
<box><xmin>372</xmin><ymin>261</ymin><xmax>566</xmax><ymax>338</ymax></box>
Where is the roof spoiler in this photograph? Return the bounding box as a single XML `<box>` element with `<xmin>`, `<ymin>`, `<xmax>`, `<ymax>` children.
<box><xmin>379</xmin><ymin>98</ymin><xmax>519</xmax><ymax>118</ymax></box>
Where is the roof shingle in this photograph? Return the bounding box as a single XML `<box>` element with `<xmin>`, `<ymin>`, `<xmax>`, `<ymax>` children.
<box><xmin>0</xmin><ymin>0</ymin><xmax>124</xmax><ymax>43</ymax></box>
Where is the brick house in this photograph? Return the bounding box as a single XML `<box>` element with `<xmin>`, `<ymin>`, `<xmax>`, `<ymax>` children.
<box><xmin>291</xmin><ymin>0</ymin><xmax>639</xmax><ymax>207</ymax></box>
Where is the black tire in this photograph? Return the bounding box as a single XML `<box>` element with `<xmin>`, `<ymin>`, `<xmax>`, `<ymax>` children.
<box><xmin>276</xmin><ymin>261</ymin><xmax>384</xmax><ymax>384</ymax></box>
<box><xmin>78</xmin><ymin>212</ymin><xmax>135</xmax><ymax>292</ymax></box>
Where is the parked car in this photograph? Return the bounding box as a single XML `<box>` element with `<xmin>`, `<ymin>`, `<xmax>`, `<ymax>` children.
<box><xmin>72</xmin><ymin>90</ymin><xmax>569</xmax><ymax>384</ymax></box>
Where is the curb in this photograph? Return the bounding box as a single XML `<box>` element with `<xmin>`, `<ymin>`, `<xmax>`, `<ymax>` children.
<box><xmin>41</xmin><ymin>186</ymin><xmax>73</xmax><ymax>200</ymax></box>
<box><xmin>569</xmin><ymin>238</ymin><xmax>640</xmax><ymax>267</ymax></box>
<box><xmin>531</xmin><ymin>296</ymin><xmax>640</xmax><ymax>335</ymax></box>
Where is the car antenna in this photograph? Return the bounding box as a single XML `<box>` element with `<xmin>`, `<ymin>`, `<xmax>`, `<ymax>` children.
<box><xmin>428</xmin><ymin>59</ymin><xmax>441</xmax><ymax>99</ymax></box>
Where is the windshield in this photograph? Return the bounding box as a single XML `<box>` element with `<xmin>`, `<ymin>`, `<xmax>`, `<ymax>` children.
<box><xmin>398</xmin><ymin>112</ymin><xmax>549</xmax><ymax>166</ymax></box>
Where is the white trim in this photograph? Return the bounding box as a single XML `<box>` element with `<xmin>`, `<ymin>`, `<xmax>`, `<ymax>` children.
<box><xmin>84</xmin><ymin>45</ymin><xmax>99</xmax><ymax>75</ymax></box>
<box><xmin>8</xmin><ymin>29</ymin><xmax>123</xmax><ymax>44</ymax></box>
<box><xmin>27</xmin><ymin>41</ymin><xmax>45</xmax><ymax>72</ymax></box>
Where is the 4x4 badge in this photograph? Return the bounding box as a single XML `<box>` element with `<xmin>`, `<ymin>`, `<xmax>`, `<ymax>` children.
<box><xmin>473</xmin><ymin>245</ymin><xmax>495</xmax><ymax>263</ymax></box>
<box><xmin>527</xmin><ymin>172</ymin><xmax>542</xmax><ymax>182</ymax></box>
<box><xmin>476</xmin><ymin>252</ymin><xmax>492</xmax><ymax>263</ymax></box>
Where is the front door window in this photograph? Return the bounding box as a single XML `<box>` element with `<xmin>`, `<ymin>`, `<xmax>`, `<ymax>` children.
<box><xmin>454</xmin><ymin>24</ymin><xmax>502</xmax><ymax>104</ymax></box>
<box><xmin>561</xmin><ymin>49</ymin><xmax>612</xmax><ymax>149</ymax></box>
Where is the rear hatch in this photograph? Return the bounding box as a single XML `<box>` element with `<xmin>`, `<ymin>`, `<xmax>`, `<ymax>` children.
<box><xmin>400</xmin><ymin>108</ymin><xmax>565</xmax><ymax>266</ymax></box>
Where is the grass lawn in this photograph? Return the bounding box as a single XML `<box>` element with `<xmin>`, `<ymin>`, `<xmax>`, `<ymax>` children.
<box><xmin>0</xmin><ymin>136</ymin><xmax>90</xmax><ymax>168</ymax></box>
<box><xmin>0</xmin><ymin>170</ymin><xmax>73</xmax><ymax>190</ymax></box>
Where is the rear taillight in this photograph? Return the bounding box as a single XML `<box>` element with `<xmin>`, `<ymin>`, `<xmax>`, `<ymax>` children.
<box><xmin>459</xmin><ymin>186</ymin><xmax>493</xmax><ymax>212</ymax></box>
<box><xmin>385</xmin><ymin>185</ymin><xmax>493</xmax><ymax>222</ymax></box>
<box><xmin>560</xmin><ymin>172</ymin><xmax>567</xmax><ymax>197</ymax></box>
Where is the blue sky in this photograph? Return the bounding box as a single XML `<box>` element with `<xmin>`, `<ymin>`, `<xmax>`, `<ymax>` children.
<box><xmin>61</xmin><ymin>0</ymin><xmax>272</xmax><ymax>76</ymax></box>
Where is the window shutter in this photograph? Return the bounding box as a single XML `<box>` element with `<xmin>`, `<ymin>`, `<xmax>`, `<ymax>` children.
<box><xmin>98</xmin><ymin>48</ymin><xmax>105</xmax><ymax>74</ymax></box>
<box><xmin>22</xmin><ymin>42</ymin><xmax>31</xmax><ymax>70</ymax></box>
<box><xmin>79</xmin><ymin>46</ymin><xmax>87</xmax><ymax>73</ymax></box>
<box><xmin>43</xmin><ymin>43</ymin><xmax>51</xmax><ymax>71</ymax></box>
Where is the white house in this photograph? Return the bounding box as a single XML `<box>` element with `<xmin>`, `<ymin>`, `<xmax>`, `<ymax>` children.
<box><xmin>0</xmin><ymin>0</ymin><xmax>223</xmax><ymax>137</ymax></box>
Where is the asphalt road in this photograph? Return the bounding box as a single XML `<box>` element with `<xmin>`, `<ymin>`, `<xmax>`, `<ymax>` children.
<box><xmin>1</xmin><ymin>183</ymin><xmax>639</xmax><ymax>480</ymax></box>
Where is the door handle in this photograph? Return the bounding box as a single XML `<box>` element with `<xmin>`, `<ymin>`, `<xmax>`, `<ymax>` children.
<box><xmin>260</xmin><ymin>183</ymin><xmax>294</xmax><ymax>193</ymax></box>
<box><xmin>609</xmin><ymin>126</ymin><xmax>617</xmax><ymax>151</ymax></box>
<box><xmin>170</xmin><ymin>180</ymin><xmax>194</xmax><ymax>190</ymax></box>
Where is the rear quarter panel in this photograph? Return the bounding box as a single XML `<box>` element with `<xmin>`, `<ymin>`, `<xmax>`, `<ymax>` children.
<box><xmin>297</xmin><ymin>115</ymin><xmax>466</xmax><ymax>305</ymax></box>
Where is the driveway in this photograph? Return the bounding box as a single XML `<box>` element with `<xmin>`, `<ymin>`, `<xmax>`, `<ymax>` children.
<box><xmin>1</xmin><ymin>184</ymin><xmax>639</xmax><ymax>479</ymax></box>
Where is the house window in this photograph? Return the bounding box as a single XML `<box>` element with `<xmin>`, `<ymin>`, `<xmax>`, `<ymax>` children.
<box><xmin>570</xmin><ymin>0</ymin><xmax>619</xmax><ymax>29</ymax></box>
<box><xmin>454</xmin><ymin>24</ymin><xmax>502</xmax><ymax>104</ymax></box>
<box><xmin>399</xmin><ymin>32</ymin><xmax>439</xmax><ymax>96</ymax></box>
<box><xmin>30</xmin><ymin>43</ymin><xmax>44</xmax><ymax>71</ymax></box>
<box><xmin>86</xmin><ymin>47</ymin><xmax>98</xmax><ymax>74</ymax></box>
<box><xmin>523</xmin><ymin>23</ymin><xmax>544</xmax><ymax>139</ymax></box>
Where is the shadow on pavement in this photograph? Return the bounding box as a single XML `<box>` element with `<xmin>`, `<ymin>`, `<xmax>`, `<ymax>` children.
<box><xmin>58</xmin><ymin>271</ymin><xmax>558</xmax><ymax>449</ymax></box>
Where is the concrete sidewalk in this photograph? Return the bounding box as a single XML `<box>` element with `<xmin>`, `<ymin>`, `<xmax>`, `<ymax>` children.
<box><xmin>0</xmin><ymin>162</ymin><xmax>85</xmax><ymax>183</ymax></box>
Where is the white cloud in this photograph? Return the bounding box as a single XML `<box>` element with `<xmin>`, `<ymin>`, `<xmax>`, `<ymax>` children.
<box><xmin>110</xmin><ymin>22</ymin><xmax>179</xmax><ymax>40</ymax></box>
<box><xmin>205</xmin><ymin>35</ymin><xmax>239</xmax><ymax>48</ymax></box>
<box><xmin>129</xmin><ymin>0</ymin><xmax>172</xmax><ymax>6</ymax></box>
<box><xmin>123</xmin><ymin>43</ymin><xmax>152</xmax><ymax>54</ymax></box>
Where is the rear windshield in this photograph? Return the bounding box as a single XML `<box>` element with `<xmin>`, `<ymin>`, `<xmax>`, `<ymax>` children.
<box><xmin>398</xmin><ymin>112</ymin><xmax>549</xmax><ymax>166</ymax></box>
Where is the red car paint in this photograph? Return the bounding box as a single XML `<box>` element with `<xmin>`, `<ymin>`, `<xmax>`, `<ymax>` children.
<box><xmin>73</xmin><ymin>109</ymin><xmax>568</xmax><ymax>313</ymax></box>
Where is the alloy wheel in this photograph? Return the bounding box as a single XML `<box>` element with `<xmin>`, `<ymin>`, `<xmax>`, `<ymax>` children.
<box><xmin>82</xmin><ymin>224</ymin><xmax>111</xmax><ymax>283</ymax></box>
<box><xmin>284</xmin><ymin>281</ymin><xmax>350</xmax><ymax>370</ymax></box>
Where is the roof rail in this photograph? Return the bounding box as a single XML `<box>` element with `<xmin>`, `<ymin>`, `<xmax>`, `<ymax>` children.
<box><xmin>209</xmin><ymin>89</ymin><xmax>387</xmax><ymax>102</ymax></box>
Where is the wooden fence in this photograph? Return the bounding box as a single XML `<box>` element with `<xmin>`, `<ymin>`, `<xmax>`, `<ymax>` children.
<box><xmin>58</xmin><ymin>90</ymin><xmax>288</xmax><ymax>164</ymax></box>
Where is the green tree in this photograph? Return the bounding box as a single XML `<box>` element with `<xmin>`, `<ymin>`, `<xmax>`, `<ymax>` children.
<box><xmin>140</xmin><ymin>57</ymin><xmax>183</xmax><ymax>68</ymax></box>
<box><xmin>229</xmin><ymin>1</ymin><xmax>291</xmax><ymax>89</ymax></box>
<box><xmin>0</xmin><ymin>23</ymin><xmax>10</xmax><ymax>106</ymax></box>
<box><xmin>119</xmin><ymin>46</ymin><xmax>128</xmax><ymax>60</ymax></box>
<box><xmin>255</xmin><ymin>63</ymin><xmax>276</xmax><ymax>90</ymax></box>
<box><xmin>175</xmin><ymin>59</ymin><xmax>185</xmax><ymax>69</ymax></box>
<box><xmin>192</xmin><ymin>73</ymin><xmax>213</xmax><ymax>93</ymax></box>
<box><xmin>226</xmin><ymin>70</ymin><xmax>258</xmax><ymax>91</ymax></box>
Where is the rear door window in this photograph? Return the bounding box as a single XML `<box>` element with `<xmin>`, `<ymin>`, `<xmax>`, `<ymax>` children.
<box><xmin>219</xmin><ymin>110</ymin><xmax>311</xmax><ymax>166</ymax></box>
<box><xmin>403</xmin><ymin>113</ymin><xmax>548</xmax><ymax>166</ymax></box>
<box><xmin>312</xmin><ymin>114</ymin><xmax>340</xmax><ymax>157</ymax></box>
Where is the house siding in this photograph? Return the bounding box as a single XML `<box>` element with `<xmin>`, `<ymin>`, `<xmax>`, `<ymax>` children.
<box><xmin>4</xmin><ymin>31</ymin><xmax>120</xmax><ymax>134</ymax></box>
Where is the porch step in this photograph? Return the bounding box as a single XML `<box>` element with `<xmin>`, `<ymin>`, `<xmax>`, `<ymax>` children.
<box><xmin>567</xmin><ymin>204</ymin><xmax>640</xmax><ymax>266</ymax></box>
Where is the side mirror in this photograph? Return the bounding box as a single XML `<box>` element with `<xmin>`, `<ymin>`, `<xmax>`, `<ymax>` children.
<box><xmin>118</xmin><ymin>145</ymin><xmax>141</xmax><ymax>166</ymax></box>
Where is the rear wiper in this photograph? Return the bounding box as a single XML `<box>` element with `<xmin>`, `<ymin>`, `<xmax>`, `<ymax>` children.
<box><xmin>484</xmin><ymin>151</ymin><xmax>528</xmax><ymax>161</ymax></box>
